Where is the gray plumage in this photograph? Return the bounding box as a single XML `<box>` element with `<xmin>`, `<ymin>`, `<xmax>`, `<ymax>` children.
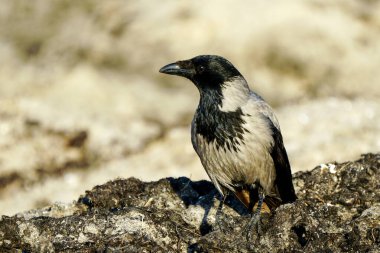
<box><xmin>160</xmin><ymin>55</ymin><xmax>296</xmax><ymax>210</ymax></box>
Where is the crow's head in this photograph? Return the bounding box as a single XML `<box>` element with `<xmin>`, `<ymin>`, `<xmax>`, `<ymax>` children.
<box><xmin>159</xmin><ymin>55</ymin><xmax>242</xmax><ymax>91</ymax></box>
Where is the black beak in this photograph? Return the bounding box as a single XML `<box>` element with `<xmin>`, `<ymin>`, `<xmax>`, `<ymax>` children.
<box><xmin>159</xmin><ymin>63</ymin><xmax>181</xmax><ymax>74</ymax></box>
<box><xmin>159</xmin><ymin>60</ymin><xmax>194</xmax><ymax>79</ymax></box>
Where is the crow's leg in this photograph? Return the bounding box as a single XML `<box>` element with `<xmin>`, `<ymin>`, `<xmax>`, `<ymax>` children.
<box><xmin>215</xmin><ymin>193</ymin><xmax>227</xmax><ymax>233</ymax></box>
<box><xmin>245</xmin><ymin>186</ymin><xmax>264</xmax><ymax>240</ymax></box>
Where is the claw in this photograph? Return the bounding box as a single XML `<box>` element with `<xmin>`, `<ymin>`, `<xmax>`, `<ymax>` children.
<box><xmin>245</xmin><ymin>211</ymin><xmax>261</xmax><ymax>240</ymax></box>
<box><xmin>244</xmin><ymin>187</ymin><xmax>264</xmax><ymax>240</ymax></box>
<box><xmin>215</xmin><ymin>195</ymin><xmax>227</xmax><ymax>233</ymax></box>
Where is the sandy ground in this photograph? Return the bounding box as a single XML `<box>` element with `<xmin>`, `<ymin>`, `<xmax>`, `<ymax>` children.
<box><xmin>0</xmin><ymin>0</ymin><xmax>379</xmax><ymax>215</ymax></box>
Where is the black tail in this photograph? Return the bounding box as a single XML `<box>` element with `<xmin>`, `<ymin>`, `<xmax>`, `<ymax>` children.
<box><xmin>267</xmin><ymin>120</ymin><xmax>297</xmax><ymax>203</ymax></box>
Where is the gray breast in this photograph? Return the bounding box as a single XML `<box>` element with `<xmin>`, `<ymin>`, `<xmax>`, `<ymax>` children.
<box><xmin>191</xmin><ymin>108</ymin><xmax>277</xmax><ymax>197</ymax></box>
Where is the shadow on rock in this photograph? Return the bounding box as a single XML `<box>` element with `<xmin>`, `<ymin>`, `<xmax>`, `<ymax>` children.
<box><xmin>0</xmin><ymin>153</ymin><xmax>379</xmax><ymax>252</ymax></box>
<box><xmin>168</xmin><ymin>177</ymin><xmax>249</xmax><ymax>235</ymax></box>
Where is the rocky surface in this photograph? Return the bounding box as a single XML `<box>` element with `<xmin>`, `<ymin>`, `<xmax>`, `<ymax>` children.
<box><xmin>0</xmin><ymin>0</ymin><xmax>379</xmax><ymax>216</ymax></box>
<box><xmin>0</xmin><ymin>153</ymin><xmax>379</xmax><ymax>252</ymax></box>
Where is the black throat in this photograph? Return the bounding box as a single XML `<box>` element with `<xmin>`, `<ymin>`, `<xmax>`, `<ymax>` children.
<box><xmin>194</xmin><ymin>88</ymin><xmax>247</xmax><ymax>152</ymax></box>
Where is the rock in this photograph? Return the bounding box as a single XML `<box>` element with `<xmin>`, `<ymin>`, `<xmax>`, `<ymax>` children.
<box><xmin>1</xmin><ymin>153</ymin><xmax>379</xmax><ymax>252</ymax></box>
<box><xmin>1</xmin><ymin>0</ymin><xmax>380</xmax><ymax>217</ymax></box>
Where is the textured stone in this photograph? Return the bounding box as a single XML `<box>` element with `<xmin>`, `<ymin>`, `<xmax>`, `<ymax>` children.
<box><xmin>0</xmin><ymin>154</ymin><xmax>379</xmax><ymax>252</ymax></box>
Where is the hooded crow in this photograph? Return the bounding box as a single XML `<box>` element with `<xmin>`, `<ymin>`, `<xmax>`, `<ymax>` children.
<box><xmin>159</xmin><ymin>55</ymin><xmax>296</xmax><ymax>233</ymax></box>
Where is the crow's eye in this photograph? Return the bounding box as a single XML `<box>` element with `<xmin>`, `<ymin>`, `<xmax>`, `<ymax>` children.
<box><xmin>197</xmin><ymin>65</ymin><xmax>205</xmax><ymax>73</ymax></box>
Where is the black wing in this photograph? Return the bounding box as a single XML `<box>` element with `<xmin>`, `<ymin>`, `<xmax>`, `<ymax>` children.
<box><xmin>267</xmin><ymin>119</ymin><xmax>297</xmax><ymax>203</ymax></box>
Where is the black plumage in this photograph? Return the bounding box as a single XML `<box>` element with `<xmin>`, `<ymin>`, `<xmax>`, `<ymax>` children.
<box><xmin>194</xmin><ymin>103</ymin><xmax>247</xmax><ymax>152</ymax></box>
<box><xmin>160</xmin><ymin>55</ymin><xmax>296</xmax><ymax>223</ymax></box>
<box><xmin>267</xmin><ymin>118</ymin><xmax>297</xmax><ymax>204</ymax></box>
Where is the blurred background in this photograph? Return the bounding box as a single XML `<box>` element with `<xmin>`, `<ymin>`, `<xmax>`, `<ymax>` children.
<box><xmin>0</xmin><ymin>0</ymin><xmax>379</xmax><ymax>215</ymax></box>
